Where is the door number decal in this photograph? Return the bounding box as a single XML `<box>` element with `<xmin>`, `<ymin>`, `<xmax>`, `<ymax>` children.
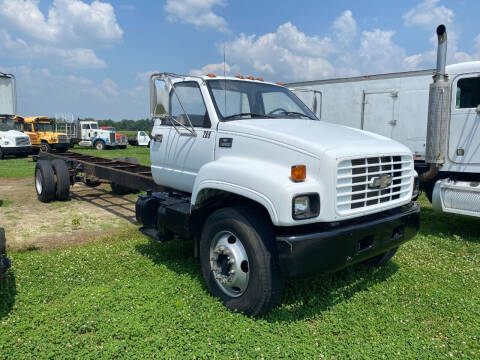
<box><xmin>203</xmin><ymin>131</ymin><xmax>212</xmax><ymax>139</ymax></box>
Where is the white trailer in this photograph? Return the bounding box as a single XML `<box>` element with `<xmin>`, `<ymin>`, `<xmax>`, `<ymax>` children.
<box><xmin>289</xmin><ymin>25</ymin><xmax>480</xmax><ymax>218</ymax></box>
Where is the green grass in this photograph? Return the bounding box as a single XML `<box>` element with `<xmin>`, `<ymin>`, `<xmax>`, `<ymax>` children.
<box><xmin>1</xmin><ymin>195</ymin><xmax>479</xmax><ymax>359</ymax></box>
<box><xmin>0</xmin><ymin>146</ymin><xmax>151</xmax><ymax>179</ymax></box>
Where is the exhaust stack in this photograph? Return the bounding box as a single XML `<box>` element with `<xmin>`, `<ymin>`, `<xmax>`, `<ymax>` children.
<box><xmin>424</xmin><ymin>24</ymin><xmax>451</xmax><ymax>169</ymax></box>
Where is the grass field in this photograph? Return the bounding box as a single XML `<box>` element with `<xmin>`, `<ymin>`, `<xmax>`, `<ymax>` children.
<box><xmin>1</xmin><ymin>147</ymin><xmax>479</xmax><ymax>358</ymax></box>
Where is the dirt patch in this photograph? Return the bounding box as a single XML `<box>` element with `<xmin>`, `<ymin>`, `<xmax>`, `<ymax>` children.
<box><xmin>0</xmin><ymin>178</ymin><xmax>139</xmax><ymax>250</ymax></box>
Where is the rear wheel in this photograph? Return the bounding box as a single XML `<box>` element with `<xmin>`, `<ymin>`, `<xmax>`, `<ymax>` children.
<box><xmin>35</xmin><ymin>160</ymin><xmax>55</xmax><ymax>203</ymax></box>
<box><xmin>362</xmin><ymin>247</ymin><xmax>398</xmax><ymax>267</ymax></box>
<box><xmin>199</xmin><ymin>207</ymin><xmax>284</xmax><ymax>317</ymax></box>
<box><xmin>51</xmin><ymin>159</ymin><xmax>70</xmax><ymax>201</ymax></box>
<box><xmin>94</xmin><ymin>140</ymin><xmax>105</xmax><ymax>150</ymax></box>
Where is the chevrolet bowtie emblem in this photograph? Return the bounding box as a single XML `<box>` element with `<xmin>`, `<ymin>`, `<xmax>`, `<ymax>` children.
<box><xmin>368</xmin><ymin>174</ymin><xmax>392</xmax><ymax>189</ymax></box>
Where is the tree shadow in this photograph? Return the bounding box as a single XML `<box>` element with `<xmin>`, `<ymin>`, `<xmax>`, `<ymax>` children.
<box><xmin>135</xmin><ymin>238</ymin><xmax>399</xmax><ymax>322</ymax></box>
<box><xmin>0</xmin><ymin>270</ymin><xmax>16</xmax><ymax>321</ymax></box>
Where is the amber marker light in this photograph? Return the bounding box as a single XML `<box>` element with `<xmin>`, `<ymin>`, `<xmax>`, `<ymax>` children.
<box><xmin>256</xmin><ymin>77</ymin><xmax>264</xmax><ymax>81</ymax></box>
<box><xmin>206</xmin><ymin>73</ymin><xmax>216</xmax><ymax>77</ymax></box>
<box><xmin>246</xmin><ymin>76</ymin><xmax>255</xmax><ymax>80</ymax></box>
<box><xmin>291</xmin><ymin>165</ymin><xmax>306</xmax><ymax>182</ymax></box>
<box><xmin>235</xmin><ymin>75</ymin><xmax>245</xmax><ymax>79</ymax></box>
<box><xmin>275</xmin><ymin>81</ymin><xmax>284</xmax><ymax>86</ymax></box>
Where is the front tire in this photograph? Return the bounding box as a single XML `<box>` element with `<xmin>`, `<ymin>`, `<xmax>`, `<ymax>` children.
<box><xmin>200</xmin><ymin>207</ymin><xmax>284</xmax><ymax>317</ymax></box>
<box><xmin>94</xmin><ymin>140</ymin><xmax>105</xmax><ymax>150</ymax></box>
<box><xmin>40</xmin><ymin>142</ymin><xmax>51</xmax><ymax>153</ymax></box>
<box><xmin>35</xmin><ymin>160</ymin><xmax>55</xmax><ymax>203</ymax></box>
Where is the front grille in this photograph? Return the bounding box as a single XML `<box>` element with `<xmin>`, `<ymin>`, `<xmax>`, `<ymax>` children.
<box><xmin>110</xmin><ymin>133</ymin><xmax>115</xmax><ymax>143</ymax></box>
<box><xmin>57</xmin><ymin>135</ymin><xmax>67</xmax><ymax>143</ymax></box>
<box><xmin>15</xmin><ymin>137</ymin><xmax>30</xmax><ymax>146</ymax></box>
<box><xmin>336</xmin><ymin>155</ymin><xmax>413</xmax><ymax>214</ymax></box>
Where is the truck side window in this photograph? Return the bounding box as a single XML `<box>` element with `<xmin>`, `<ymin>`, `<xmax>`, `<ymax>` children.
<box><xmin>169</xmin><ymin>82</ymin><xmax>210</xmax><ymax>128</ymax></box>
<box><xmin>456</xmin><ymin>77</ymin><xmax>480</xmax><ymax>109</ymax></box>
<box><xmin>82</xmin><ymin>124</ymin><xmax>90</xmax><ymax>130</ymax></box>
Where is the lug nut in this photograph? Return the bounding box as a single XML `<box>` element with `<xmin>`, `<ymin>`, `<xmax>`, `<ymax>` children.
<box><xmin>219</xmin><ymin>246</ymin><xmax>225</xmax><ymax>252</ymax></box>
<box><xmin>228</xmin><ymin>259</ymin><xmax>235</xmax><ymax>265</ymax></box>
<box><xmin>229</xmin><ymin>269</ymin><xmax>235</xmax><ymax>275</ymax></box>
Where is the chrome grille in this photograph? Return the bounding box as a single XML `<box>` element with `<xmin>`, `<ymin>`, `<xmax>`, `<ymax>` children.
<box><xmin>336</xmin><ymin>155</ymin><xmax>413</xmax><ymax>214</ymax></box>
<box><xmin>57</xmin><ymin>135</ymin><xmax>67</xmax><ymax>143</ymax></box>
<box><xmin>120</xmin><ymin>135</ymin><xmax>127</xmax><ymax>144</ymax></box>
<box><xmin>15</xmin><ymin>137</ymin><xmax>30</xmax><ymax>146</ymax></box>
<box><xmin>110</xmin><ymin>133</ymin><xmax>115</xmax><ymax>143</ymax></box>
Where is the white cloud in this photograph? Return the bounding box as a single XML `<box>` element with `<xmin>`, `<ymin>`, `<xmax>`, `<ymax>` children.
<box><xmin>0</xmin><ymin>0</ymin><xmax>123</xmax><ymax>46</ymax></box>
<box><xmin>190</xmin><ymin>62</ymin><xmax>237</xmax><ymax>76</ymax></box>
<box><xmin>165</xmin><ymin>0</ymin><xmax>229</xmax><ymax>33</ymax></box>
<box><xmin>333</xmin><ymin>10</ymin><xmax>357</xmax><ymax>45</ymax></box>
<box><xmin>0</xmin><ymin>30</ymin><xmax>106</xmax><ymax>69</ymax></box>
<box><xmin>403</xmin><ymin>0</ymin><xmax>454</xmax><ymax>28</ymax></box>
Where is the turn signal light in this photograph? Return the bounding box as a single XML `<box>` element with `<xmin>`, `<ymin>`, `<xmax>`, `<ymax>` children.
<box><xmin>291</xmin><ymin>165</ymin><xmax>306</xmax><ymax>182</ymax></box>
<box><xmin>235</xmin><ymin>75</ymin><xmax>245</xmax><ymax>79</ymax></box>
<box><xmin>206</xmin><ymin>73</ymin><xmax>216</xmax><ymax>78</ymax></box>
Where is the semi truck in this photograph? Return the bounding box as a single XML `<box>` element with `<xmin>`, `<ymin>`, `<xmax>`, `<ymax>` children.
<box><xmin>33</xmin><ymin>72</ymin><xmax>420</xmax><ymax>316</ymax></box>
<box><xmin>289</xmin><ymin>25</ymin><xmax>480</xmax><ymax>218</ymax></box>
<box><xmin>0</xmin><ymin>73</ymin><xmax>32</xmax><ymax>159</ymax></box>
<box><xmin>20</xmin><ymin>116</ymin><xmax>70</xmax><ymax>153</ymax></box>
<box><xmin>99</xmin><ymin>126</ymin><xmax>128</xmax><ymax>148</ymax></box>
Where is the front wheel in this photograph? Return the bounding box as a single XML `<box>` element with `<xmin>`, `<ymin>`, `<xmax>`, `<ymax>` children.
<box><xmin>94</xmin><ymin>140</ymin><xmax>105</xmax><ymax>150</ymax></box>
<box><xmin>200</xmin><ymin>207</ymin><xmax>284</xmax><ymax>317</ymax></box>
<box><xmin>40</xmin><ymin>142</ymin><xmax>51</xmax><ymax>153</ymax></box>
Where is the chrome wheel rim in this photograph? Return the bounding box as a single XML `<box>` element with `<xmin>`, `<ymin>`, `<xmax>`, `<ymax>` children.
<box><xmin>210</xmin><ymin>231</ymin><xmax>249</xmax><ymax>297</ymax></box>
<box><xmin>96</xmin><ymin>142</ymin><xmax>103</xmax><ymax>150</ymax></box>
<box><xmin>35</xmin><ymin>170</ymin><xmax>43</xmax><ymax>194</ymax></box>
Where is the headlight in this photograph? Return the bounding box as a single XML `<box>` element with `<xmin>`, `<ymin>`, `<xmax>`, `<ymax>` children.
<box><xmin>412</xmin><ymin>170</ymin><xmax>420</xmax><ymax>201</ymax></box>
<box><xmin>292</xmin><ymin>193</ymin><xmax>320</xmax><ymax>220</ymax></box>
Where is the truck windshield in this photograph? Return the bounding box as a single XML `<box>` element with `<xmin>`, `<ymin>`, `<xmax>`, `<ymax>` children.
<box><xmin>207</xmin><ymin>79</ymin><xmax>317</xmax><ymax>121</ymax></box>
<box><xmin>91</xmin><ymin>123</ymin><xmax>98</xmax><ymax>129</ymax></box>
<box><xmin>34</xmin><ymin>123</ymin><xmax>54</xmax><ymax>132</ymax></box>
<box><xmin>0</xmin><ymin>118</ymin><xmax>17</xmax><ymax>131</ymax></box>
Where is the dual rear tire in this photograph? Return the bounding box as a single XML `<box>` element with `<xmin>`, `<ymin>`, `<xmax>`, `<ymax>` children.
<box><xmin>35</xmin><ymin>160</ymin><xmax>70</xmax><ymax>203</ymax></box>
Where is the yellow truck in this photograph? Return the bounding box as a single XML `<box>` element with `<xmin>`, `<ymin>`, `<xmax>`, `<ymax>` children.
<box><xmin>20</xmin><ymin>116</ymin><xmax>70</xmax><ymax>153</ymax></box>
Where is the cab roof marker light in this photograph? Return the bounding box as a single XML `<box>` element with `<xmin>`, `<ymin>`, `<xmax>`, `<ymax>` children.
<box><xmin>246</xmin><ymin>76</ymin><xmax>255</xmax><ymax>80</ymax></box>
<box><xmin>275</xmin><ymin>82</ymin><xmax>284</xmax><ymax>86</ymax></box>
<box><xmin>235</xmin><ymin>75</ymin><xmax>245</xmax><ymax>79</ymax></box>
<box><xmin>256</xmin><ymin>77</ymin><xmax>264</xmax><ymax>82</ymax></box>
<box><xmin>206</xmin><ymin>73</ymin><xmax>216</xmax><ymax>78</ymax></box>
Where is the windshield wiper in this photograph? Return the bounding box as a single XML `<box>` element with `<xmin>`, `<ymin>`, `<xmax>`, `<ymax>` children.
<box><xmin>277</xmin><ymin>111</ymin><xmax>316</xmax><ymax>120</ymax></box>
<box><xmin>223</xmin><ymin>112</ymin><xmax>276</xmax><ymax>120</ymax></box>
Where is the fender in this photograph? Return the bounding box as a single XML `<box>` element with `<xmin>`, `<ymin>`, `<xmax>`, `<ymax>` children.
<box><xmin>91</xmin><ymin>136</ymin><xmax>108</xmax><ymax>145</ymax></box>
<box><xmin>192</xmin><ymin>157</ymin><xmax>321</xmax><ymax>226</ymax></box>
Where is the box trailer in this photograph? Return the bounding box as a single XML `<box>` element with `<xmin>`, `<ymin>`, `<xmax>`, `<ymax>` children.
<box><xmin>289</xmin><ymin>25</ymin><xmax>480</xmax><ymax>218</ymax></box>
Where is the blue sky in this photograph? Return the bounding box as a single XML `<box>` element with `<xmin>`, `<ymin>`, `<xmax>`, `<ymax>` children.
<box><xmin>0</xmin><ymin>0</ymin><xmax>479</xmax><ymax>120</ymax></box>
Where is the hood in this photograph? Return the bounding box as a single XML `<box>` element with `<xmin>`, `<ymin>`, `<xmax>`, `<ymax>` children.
<box><xmin>218</xmin><ymin>118</ymin><xmax>411</xmax><ymax>158</ymax></box>
<box><xmin>0</xmin><ymin>129</ymin><xmax>29</xmax><ymax>138</ymax></box>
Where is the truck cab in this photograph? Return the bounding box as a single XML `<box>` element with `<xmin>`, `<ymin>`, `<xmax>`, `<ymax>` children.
<box><xmin>99</xmin><ymin>126</ymin><xmax>128</xmax><ymax>149</ymax></box>
<box><xmin>135</xmin><ymin>72</ymin><xmax>420</xmax><ymax>316</ymax></box>
<box><xmin>128</xmin><ymin>131</ymin><xmax>150</xmax><ymax>146</ymax></box>
<box><xmin>21</xmin><ymin>116</ymin><xmax>69</xmax><ymax>153</ymax></box>
<box><xmin>0</xmin><ymin>73</ymin><xmax>32</xmax><ymax>159</ymax></box>
<box><xmin>79</xmin><ymin>120</ymin><xmax>117</xmax><ymax>150</ymax></box>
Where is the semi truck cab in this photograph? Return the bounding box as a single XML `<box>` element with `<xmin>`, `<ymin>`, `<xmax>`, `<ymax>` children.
<box><xmin>79</xmin><ymin>120</ymin><xmax>117</xmax><ymax>150</ymax></box>
<box><xmin>99</xmin><ymin>126</ymin><xmax>128</xmax><ymax>149</ymax></box>
<box><xmin>135</xmin><ymin>72</ymin><xmax>420</xmax><ymax>316</ymax></box>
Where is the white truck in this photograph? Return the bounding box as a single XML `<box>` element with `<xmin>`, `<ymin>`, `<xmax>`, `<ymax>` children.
<box><xmin>77</xmin><ymin>120</ymin><xmax>118</xmax><ymax>150</ymax></box>
<box><xmin>127</xmin><ymin>131</ymin><xmax>150</xmax><ymax>146</ymax></box>
<box><xmin>140</xmin><ymin>72</ymin><xmax>419</xmax><ymax>316</ymax></box>
<box><xmin>0</xmin><ymin>72</ymin><xmax>32</xmax><ymax>159</ymax></box>
<box><xmin>34</xmin><ymin>72</ymin><xmax>420</xmax><ymax>316</ymax></box>
<box><xmin>289</xmin><ymin>25</ymin><xmax>480</xmax><ymax>218</ymax></box>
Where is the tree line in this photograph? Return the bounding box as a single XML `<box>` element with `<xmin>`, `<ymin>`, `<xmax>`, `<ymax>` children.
<box><xmin>80</xmin><ymin>118</ymin><xmax>154</xmax><ymax>132</ymax></box>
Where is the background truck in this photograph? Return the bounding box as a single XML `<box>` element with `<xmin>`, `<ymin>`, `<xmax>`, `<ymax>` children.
<box><xmin>77</xmin><ymin>120</ymin><xmax>117</xmax><ymax>150</ymax></box>
<box><xmin>20</xmin><ymin>116</ymin><xmax>69</xmax><ymax>153</ymax></box>
<box><xmin>127</xmin><ymin>130</ymin><xmax>150</xmax><ymax>146</ymax></box>
<box><xmin>33</xmin><ymin>72</ymin><xmax>420</xmax><ymax>316</ymax></box>
<box><xmin>0</xmin><ymin>73</ymin><xmax>32</xmax><ymax>159</ymax></box>
<box><xmin>289</xmin><ymin>25</ymin><xmax>480</xmax><ymax>219</ymax></box>
<box><xmin>99</xmin><ymin>126</ymin><xmax>128</xmax><ymax>148</ymax></box>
